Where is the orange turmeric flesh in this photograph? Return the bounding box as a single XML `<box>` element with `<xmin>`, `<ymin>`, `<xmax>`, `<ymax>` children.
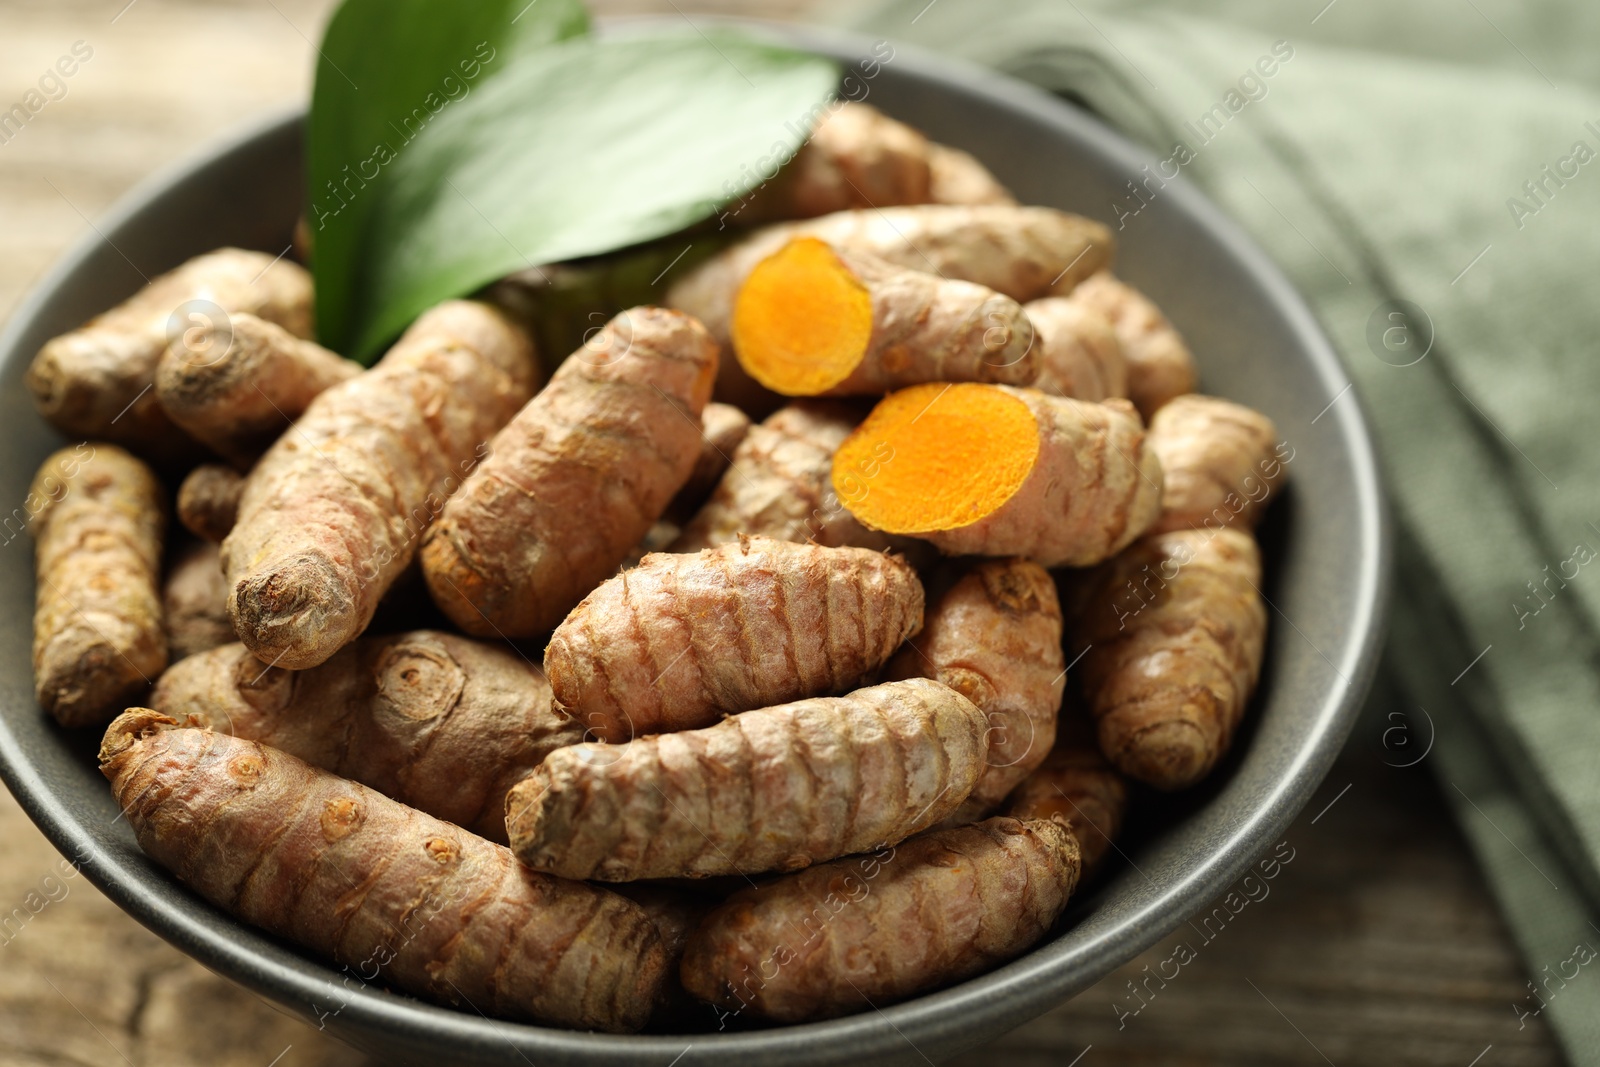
<box><xmin>836</xmin><ymin>384</ymin><xmax>1163</xmax><ymax>567</ymax></box>
<box><xmin>832</xmin><ymin>382</ymin><xmax>1039</xmax><ymax>534</ymax></box>
<box><xmin>733</xmin><ymin>238</ymin><xmax>874</xmax><ymax>394</ymax></box>
<box><xmin>732</xmin><ymin>238</ymin><xmax>1034</xmax><ymax>397</ymax></box>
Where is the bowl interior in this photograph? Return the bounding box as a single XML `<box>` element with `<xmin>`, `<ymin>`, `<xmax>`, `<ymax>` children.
<box><xmin>0</xmin><ymin>21</ymin><xmax>1387</xmax><ymax>1067</ymax></box>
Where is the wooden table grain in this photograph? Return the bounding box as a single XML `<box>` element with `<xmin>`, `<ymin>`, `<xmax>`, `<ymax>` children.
<box><xmin>0</xmin><ymin>1</ymin><xmax>1570</xmax><ymax>1064</ymax></box>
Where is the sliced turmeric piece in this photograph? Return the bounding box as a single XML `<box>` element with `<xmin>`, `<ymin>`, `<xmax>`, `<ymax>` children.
<box><xmin>1071</xmin><ymin>271</ymin><xmax>1197</xmax><ymax>419</ymax></box>
<box><xmin>680</xmin><ymin>817</ymin><xmax>1080</xmax><ymax>1022</ymax></box>
<box><xmin>670</xmin><ymin>401</ymin><xmax>904</xmax><ymax>554</ymax></box>
<box><xmin>151</xmin><ymin>631</ymin><xmax>582</xmax><ymax>842</ymax></box>
<box><xmin>1025</xmin><ymin>296</ymin><xmax>1127</xmax><ymax>402</ymax></box>
<box><xmin>100</xmin><ymin>711</ymin><xmax>667</xmax><ymax>1033</ymax></box>
<box><xmin>1147</xmin><ymin>394</ymin><xmax>1285</xmax><ymax>534</ymax></box>
<box><xmin>505</xmin><ymin>678</ymin><xmax>988</xmax><ymax>881</ymax></box>
<box><xmin>1074</xmin><ymin>528</ymin><xmax>1267</xmax><ymax>790</ymax></box>
<box><xmin>154</xmin><ymin>312</ymin><xmax>359</xmax><ymax>466</ymax></box>
<box><xmin>1003</xmin><ymin>740</ymin><xmax>1129</xmax><ymax>875</ymax></box>
<box><xmin>732</xmin><ymin>238</ymin><xmax>1033</xmax><ymax>396</ymax></box>
<box><xmin>420</xmin><ymin>307</ymin><xmax>717</xmax><ymax>639</ymax></box>
<box><xmin>223</xmin><ymin>299</ymin><xmax>539</xmax><ymax>670</ymax></box>
<box><xmin>545</xmin><ymin>536</ymin><xmax>923</xmax><ymax>742</ymax></box>
<box><xmin>670</xmin><ymin>205</ymin><xmax>1113</xmax><ymax>347</ymax></box>
<box><xmin>31</xmin><ymin>444</ymin><xmax>166</xmax><ymax>727</ymax></box>
<box><xmin>889</xmin><ymin>557</ymin><xmax>1064</xmax><ymax>818</ymax></box>
<box><xmin>669</xmin><ymin>204</ymin><xmax>1114</xmax><ymax>413</ymax></box>
<box><xmin>175</xmin><ymin>462</ymin><xmax>243</xmax><ymax>542</ymax></box>
<box><xmin>26</xmin><ymin>248</ymin><xmax>313</xmax><ymax>463</ymax></box>
<box><xmin>835</xmin><ymin>384</ymin><xmax>1163</xmax><ymax>567</ymax></box>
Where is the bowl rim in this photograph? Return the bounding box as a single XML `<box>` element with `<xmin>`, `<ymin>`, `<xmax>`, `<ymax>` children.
<box><xmin>0</xmin><ymin>19</ymin><xmax>1391</xmax><ymax>1066</ymax></box>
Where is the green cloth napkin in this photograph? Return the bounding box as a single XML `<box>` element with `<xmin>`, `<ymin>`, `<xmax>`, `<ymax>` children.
<box><xmin>851</xmin><ymin>0</ymin><xmax>1600</xmax><ymax>1060</ymax></box>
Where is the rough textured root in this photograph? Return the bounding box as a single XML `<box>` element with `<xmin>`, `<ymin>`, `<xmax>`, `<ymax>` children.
<box><xmin>176</xmin><ymin>463</ymin><xmax>244</xmax><ymax>542</ymax></box>
<box><xmin>222</xmin><ymin>299</ymin><xmax>539</xmax><ymax>670</ymax></box>
<box><xmin>671</xmin><ymin>207</ymin><xmax>1114</xmax><ymax>345</ymax></box>
<box><xmin>506</xmin><ymin>678</ymin><xmax>988</xmax><ymax>881</ymax></box>
<box><xmin>1073</xmin><ymin>528</ymin><xmax>1267</xmax><ymax>790</ymax></box>
<box><xmin>889</xmin><ymin>558</ymin><xmax>1064</xmax><ymax>814</ymax></box>
<box><xmin>732</xmin><ymin>239</ymin><xmax>1034</xmax><ymax>396</ymax></box>
<box><xmin>545</xmin><ymin>536</ymin><xmax>925</xmax><ymax>742</ymax></box>
<box><xmin>671</xmin><ymin>401</ymin><xmax>910</xmax><ymax>555</ymax></box>
<box><xmin>98</xmin><ymin>713</ymin><xmax>667</xmax><ymax>1032</ymax></box>
<box><xmin>1147</xmin><ymin>395</ymin><xmax>1285</xmax><ymax>534</ymax></box>
<box><xmin>25</xmin><ymin>249</ymin><xmax>313</xmax><ymax>463</ymax></box>
<box><xmin>680</xmin><ymin>817</ymin><xmax>1079</xmax><ymax>1022</ymax></box>
<box><xmin>927</xmin><ymin>143</ymin><xmax>1017</xmax><ymax>206</ymax></box>
<box><xmin>149</xmin><ymin>631</ymin><xmax>581</xmax><ymax>843</ymax></box>
<box><xmin>1024</xmin><ymin>297</ymin><xmax>1127</xmax><ymax>402</ymax></box>
<box><xmin>667</xmin><ymin>204</ymin><xmax>1114</xmax><ymax>412</ymax></box>
<box><xmin>1003</xmin><ymin>740</ymin><xmax>1128</xmax><ymax>875</ymax></box>
<box><xmin>613</xmin><ymin>884</ymin><xmax>718</xmax><ymax>1021</ymax></box>
<box><xmin>836</xmin><ymin>384</ymin><xmax>1164</xmax><ymax>567</ymax></box>
<box><xmin>732</xmin><ymin>102</ymin><xmax>933</xmax><ymax>225</ymax></box>
<box><xmin>420</xmin><ymin>307</ymin><xmax>716</xmax><ymax>639</ymax></box>
<box><xmin>154</xmin><ymin>312</ymin><xmax>359</xmax><ymax>466</ymax></box>
<box><xmin>1071</xmin><ymin>272</ymin><xmax>1196</xmax><ymax>420</ymax></box>
<box><xmin>30</xmin><ymin>444</ymin><xmax>167</xmax><ymax>727</ymax></box>
<box><xmin>664</xmin><ymin>402</ymin><xmax>752</xmax><ymax>525</ymax></box>
<box><xmin>162</xmin><ymin>540</ymin><xmax>234</xmax><ymax>661</ymax></box>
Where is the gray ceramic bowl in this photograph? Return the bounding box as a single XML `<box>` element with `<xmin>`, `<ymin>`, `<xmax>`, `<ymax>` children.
<box><xmin>0</xmin><ymin>20</ymin><xmax>1388</xmax><ymax>1067</ymax></box>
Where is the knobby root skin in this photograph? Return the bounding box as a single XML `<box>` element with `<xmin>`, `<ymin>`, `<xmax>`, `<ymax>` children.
<box><xmin>222</xmin><ymin>299</ymin><xmax>539</xmax><ymax>670</ymax></box>
<box><xmin>680</xmin><ymin>817</ymin><xmax>1080</xmax><ymax>1022</ymax></box>
<box><xmin>889</xmin><ymin>557</ymin><xmax>1064</xmax><ymax>815</ymax></box>
<box><xmin>927</xmin><ymin>143</ymin><xmax>1017</xmax><ymax>206</ymax></box>
<box><xmin>150</xmin><ymin>631</ymin><xmax>581</xmax><ymax>843</ymax></box>
<box><xmin>836</xmin><ymin>384</ymin><xmax>1164</xmax><ymax>568</ymax></box>
<box><xmin>155</xmin><ymin>312</ymin><xmax>359</xmax><ymax>466</ymax></box>
<box><xmin>506</xmin><ymin>678</ymin><xmax>988</xmax><ymax>881</ymax></box>
<box><xmin>163</xmin><ymin>540</ymin><xmax>234</xmax><ymax>661</ymax></box>
<box><xmin>176</xmin><ymin>463</ymin><xmax>244</xmax><ymax>542</ymax></box>
<box><xmin>733</xmin><ymin>239</ymin><xmax>1034</xmax><ymax>397</ymax></box>
<box><xmin>1024</xmin><ymin>297</ymin><xmax>1127</xmax><ymax>402</ymax></box>
<box><xmin>671</xmin><ymin>402</ymin><xmax>908</xmax><ymax>555</ymax></box>
<box><xmin>31</xmin><ymin>444</ymin><xmax>166</xmax><ymax>727</ymax></box>
<box><xmin>732</xmin><ymin>104</ymin><xmax>1016</xmax><ymax>223</ymax></box>
<box><xmin>1147</xmin><ymin>395</ymin><xmax>1284</xmax><ymax>534</ymax></box>
<box><xmin>98</xmin><ymin>712</ymin><xmax>667</xmax><ymax>1032</ymax></box>
<box><xmin>667</xmin><ymin>204</ymin><xmax>1113</xmax><ymax>413</ymax></box>
<box><xmin>734</xmin><ymin>102</ymin><xmax>934</xmax><ymax>225</ymax></box>
<box><xmin>1071</xmin><ymin>272</ymin><xmax>1197</xmax><ymax>420</ymax></box>
<box><xmin>665</xmin><ymin>401</ymin><xmax>752</xmax><ymax>526</ymax></box>
<box><xmin>420</xmin><ymin>307</ymin><xmax>716</xmax><ymax>639</ymax></box>
<box><xmin>545</xmin><ymin>536</ymin><xmax>924</xmax><ymax>742</ymax></box>
<box><xmin>1074</xmin><ymin>528</ymin><xmax>1267</xmax><ymax>790</ymax></box>
<box><xmin>671</xmin><ymin>207</ymin><xmax>1113</xmax><ymax>347</ymax></box>
<box><xmin>25</xmin><ymin>249</ymin><xmax>313</xmax><ymax>463</ymax></box>
<box><xmin>614</xmin><ymin>884</ymin><xmax>718</xmax><ymax>1020</ymax></box>
<box><xmin>1003</xmin><ymin>741</ymin><xmax>1128</xmax><ymax>875</ymax></box>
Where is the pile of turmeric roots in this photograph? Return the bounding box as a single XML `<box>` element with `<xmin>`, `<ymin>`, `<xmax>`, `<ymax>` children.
<box><xmin>25</xmin><ymin>101</ymin><xmax>1284</xmax><ymax>1033</ymax></box>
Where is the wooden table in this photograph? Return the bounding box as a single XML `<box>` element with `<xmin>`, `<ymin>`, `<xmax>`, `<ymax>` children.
<box><xmin>0</xmin><ymin>1</ymin><xmax>1569</xmax><ymax>1063</ymax></box>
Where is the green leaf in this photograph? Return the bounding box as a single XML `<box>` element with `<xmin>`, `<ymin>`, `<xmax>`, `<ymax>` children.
<box><xmin>307</xmin><ymin>0</ymin><xmax>590</xmax><ymax>353</ymax></box>
<box><xmin>487</xmin><ymin>233</ymin><xmax>737</xmax><ymax>380</ymax></box>
<box><xmin>344</xmin><ymin>30</ymin><xmax>840</xmax><ymax>361</ymax></box>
